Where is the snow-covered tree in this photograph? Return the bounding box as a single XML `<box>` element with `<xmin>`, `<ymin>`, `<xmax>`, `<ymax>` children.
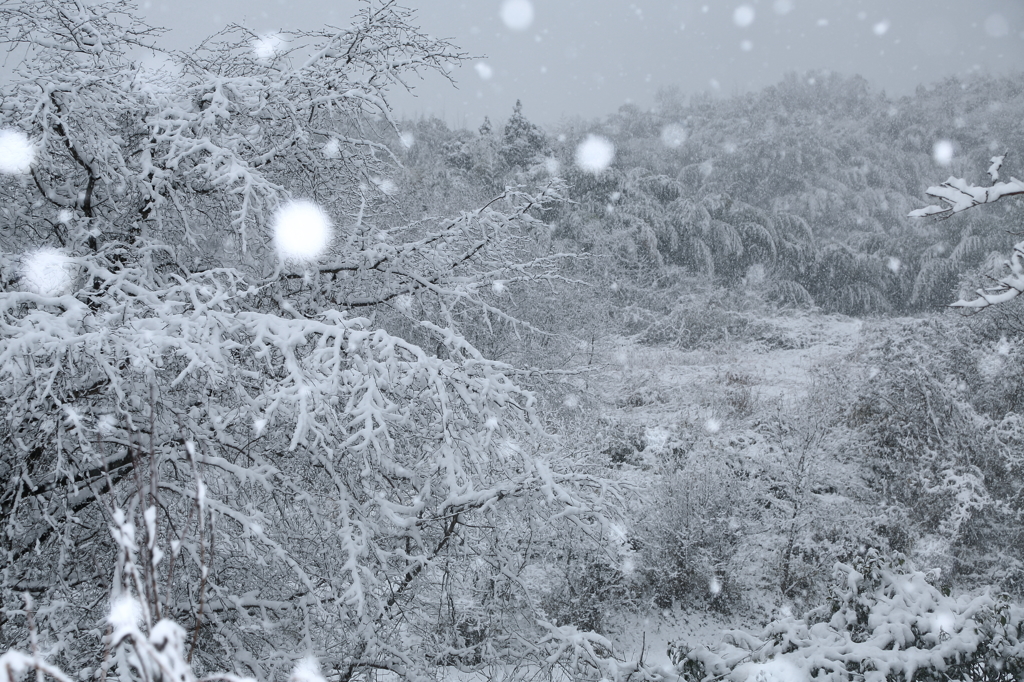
<box><xmin>0</xmin><ymin>1</ymin><xmax>619</xmax><ymax>680</ymax></box>
<box><xmin>910</xmin><ymin>153</ymin><xmax>1024</xmax><ymax>310</ymax></box>
<box><xmin>500</xmin><ymin>100</ymin><xmax>548</xmax><ymax>170</ymax></box>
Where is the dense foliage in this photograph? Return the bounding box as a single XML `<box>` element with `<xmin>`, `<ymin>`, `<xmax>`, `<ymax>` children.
<box><xmin>395</xmin><ymin>71</ymin><xmax>1024</xmax><ymax>328</ymax></box>
<box><xmin>672</xmin><ymin>550</ymin><xmax>1024</xmax><ymax>681</ymax></box>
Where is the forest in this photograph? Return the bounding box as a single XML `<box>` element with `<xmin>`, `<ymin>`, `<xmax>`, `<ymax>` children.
<box><xmin>1</xmin><ymin>1</ymin><xmax>1023</xmax><ymax>681</ymax></box>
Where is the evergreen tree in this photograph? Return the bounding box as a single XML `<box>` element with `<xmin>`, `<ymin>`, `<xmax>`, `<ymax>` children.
<box><xmin>500</xmin><ymin>100</ymin><xmax>549</xmax><ymax>169</ymax></box>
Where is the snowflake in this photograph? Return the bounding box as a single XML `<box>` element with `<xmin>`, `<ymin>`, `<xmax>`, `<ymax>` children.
<box><xmin>108</xmin><ymin>596</ymin><xmax>142</xmax><ymax>631</ymax></box>
<box><xmin>474</xmin><ymin>61</ymin><xmax>494</xmax><ymax>80</ymax></box>
<box><xmin>22</xmin><ymin>248</ymin><xmax>75</xmax><ymax>296</ymax></box>
<box><xmin>733</xmin><ymin>5</ymin><xmax>755</xmax><ymax>28</ymax></box>
<box><xmin>322</xmin><ymin>138</ymin><xmax>342</xmax><ymax>159</ymax></box>
<box><xmin>394</xmin><ymin>294</ymin><xmax>413</xmax><ymax>312</ymax></box>
<box><xmin>574</xmin><ymin>135</ymin><xmax>615</xmax><ymax>174</ymax></box>
<box><xmin>372</xmin><ymin>177</ymin><xmax>398</xmax><ymax>195</ymax></box>
<box><xmin>272</xmin><ymin>200</ymin><xmax>332</xmax><ymax>261</ymax></box>
<box><xmin>0</xmin><ymin>129</ymin><xmax>34</xmax><ymax>174</ymax></box>
<box><xmin>984</xmin><ymin>14</ymin><xmax>1009</xmax><ymax>38</ymax></box>
<box><xmin>500</xmin><ymin>0</ymin><xmax>534</xmax><ymax>31</ymax></box>
<box><xmin>289</xmin><ymin>657</ymin><xmax>327</xmax><ymax>682</ymax></box>
<box><xmin>660</xmin><ymin>124</ymin><xmax>687</xmax><ymax>148</ymax></box>
<box><xmin>932</xmin><ymin>140</ymin><xmax>954</xmax><ymax>166</ymax></box>
<box><xmin>253</xmin><ymin>33</ymin><xmax>285</xmax><ymax>61</ymax></box>
<box><xmin>773</xmin><ymin>0</ymin><xmax>793</xmax><ymax>15</ymax></box>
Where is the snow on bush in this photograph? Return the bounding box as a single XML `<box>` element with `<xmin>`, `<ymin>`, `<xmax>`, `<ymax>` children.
<box><xmin>671</xmin><ymin>550</ymin><xmax>1024</xmax><ymax>681</ymax></box>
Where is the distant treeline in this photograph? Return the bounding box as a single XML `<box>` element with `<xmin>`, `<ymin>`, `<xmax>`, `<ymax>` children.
<box><xmin>397</xmin><ymin>71</ymin><xmax>1024</xmax><ymax>315</ymax></box>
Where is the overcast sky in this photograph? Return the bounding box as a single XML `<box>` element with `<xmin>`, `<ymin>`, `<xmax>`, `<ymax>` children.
<box><xmin>140</xmin><ymin>0</ymin><xmax>1024</xmax><ymax>128</ymax></box>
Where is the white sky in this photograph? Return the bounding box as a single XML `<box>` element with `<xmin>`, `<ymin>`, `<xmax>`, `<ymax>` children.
<box><xmin>140</xmin><ymin>0</ymin><xmax>1024</xmax><ymax>127</ymax></box>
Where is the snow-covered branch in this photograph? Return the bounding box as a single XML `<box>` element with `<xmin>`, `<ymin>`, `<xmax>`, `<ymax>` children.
<box><xmin>910</xmin><ymin>153</ymin><xmax>1024</xmax><ymax>309</ymax></box>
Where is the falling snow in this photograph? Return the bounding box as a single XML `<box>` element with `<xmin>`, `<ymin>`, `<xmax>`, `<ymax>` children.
<box><xmin>660</xmin><ymin>124</ymin><xmax>687</xmax><ymax>148</ymax></box>
<box><xmin>474</xmin><ymin>61</ymin><xmax>494</xmax><ymax>80</ymax></box>
<box><xmin>575</xmin><ymin>134</ymin><xmax>615</xmax><ymax>174</ymax></box>
<box><xmin>984</xmin><ymin>14</ymin><xmax>1009</xmax><ymax>38</ymax></box>
<box><xmin>322</xmin><ymin>138</ymin><xmax>342</xmax><ymax>159</ymax></box>
<box><xmin>773</xmin><ymin>0</ymin><xmax>793</xmax><ymax>15</ymax></box>
<box><xmin>372</xmin><ymin>177</ymin><xmax>398</xmax><ymax>195</ymax></box>
<box><xmin>107</xmin><ymin>596</ymin><xmax>142</xmax><ymax>632</ymax></box>
<box><xmin>8</xmin><ymin>3</ymin><xmax>1024</xmax><ymax>681</ymax></box>
<box><xmin>97</xmin><ymin>414</ymin><xmax>117</xmax><ymax>436</ymax></box>
<box><xmin>0</xmin><ymin>129</ymin><xmax>34</xmax><ymax>174</ymax></box>
<box><xmin>21</xmin><ymin>249</ymin><xmax>75</xmax><ymax>296</ymax></box>
<box><xmin>289</xmin><ymin>658</ymin><xmax>327</xmax><ymax>682</ymax></box>
<box><xmin>394</xmin><ymin>294</ymin><xmax>413</xmax><ymax>312</ymax></box>
<box><xmin>253</xmin><ymin>33</ymin><xmax>284</xmax><ymax>61</ymax></box>
<box><xmin>271</xmin><ymin>200</ymin><xmax>333</xmax><ymax>261</ymax></box>
<box><xmin>932</xmin><ymin>139</ymin><xmax>954</xmax><ymax>166</ymax></box>
<box><xmin>500</xmin><ymin>0</ymin><xmax>534</xmax><ymax>31</ymax></box>
<box><xmin>733</xmin><ymin>5</ymin><xmax>755</xmax><ymax>28</ymax></box>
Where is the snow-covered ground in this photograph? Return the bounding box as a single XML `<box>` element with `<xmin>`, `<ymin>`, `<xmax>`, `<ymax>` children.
<box><xmin>596</xmin><ymin>312</ymin><xmax>867</xmax><ymax>428</ymax></box>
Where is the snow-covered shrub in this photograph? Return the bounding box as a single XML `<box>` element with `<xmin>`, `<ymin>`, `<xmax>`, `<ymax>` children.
<box><xmin>630</xmin><ymin>446</ymin><xmax>745</xmax><ymax>610</ymax></box>
<box><xmin>850</xmin><ymin>319</ymin><xmax>1024</xmax><ymax>591</ymax></box>
<box><xmin>672</xmin><ymin>550</ymin><xmax>1024</xmax><ymax>681</ymax></box>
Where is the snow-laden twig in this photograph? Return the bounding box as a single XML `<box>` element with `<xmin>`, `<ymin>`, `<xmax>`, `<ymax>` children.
<box><xmin>910</xmin><ymin>153</ymin><xmax>1024</xmax><ymax>309</ymax></box>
